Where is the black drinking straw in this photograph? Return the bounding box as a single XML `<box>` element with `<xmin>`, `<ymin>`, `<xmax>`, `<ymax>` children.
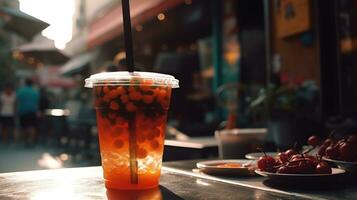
<box><xmin>122</xmin><ymin>0</ymin><xmax>134</xmax><ymax>72</ymax></box>
<box><xmin>121</xmin><ymin>0</ymin><xmax>138</xmax><ymax>184</ymax></box>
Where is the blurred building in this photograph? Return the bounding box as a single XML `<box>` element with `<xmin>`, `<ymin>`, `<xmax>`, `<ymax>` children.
<box><xmin>60</xmin><ymin>0</ymin><xmax>357</xmax><ymax>139</ymax></box>
<box><xmin>0</xmin><ymin>0</ymin><xmax>27</xmax><ymax>84</ymax></box>
<box><xmin>62</xmin><ymin>0</ymin><xmax>233</xmax><ymax>136</ymax></box>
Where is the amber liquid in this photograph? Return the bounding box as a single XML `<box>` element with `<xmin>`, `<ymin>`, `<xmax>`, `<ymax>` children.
<box><xmin>94</xmin><ymin>82</ymin><xmax>171</xmax><ymax>190</ymax></box>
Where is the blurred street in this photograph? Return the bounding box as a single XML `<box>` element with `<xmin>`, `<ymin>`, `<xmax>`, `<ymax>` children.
<box><xmin>0</xmin><ymin>0</ymin><xmax>356</xmax><ymax>175</ymax></box>
<box><xmin>0</xmin><ymin>141</ymin><xmax>96</xmax><ymax>173</ymax></box>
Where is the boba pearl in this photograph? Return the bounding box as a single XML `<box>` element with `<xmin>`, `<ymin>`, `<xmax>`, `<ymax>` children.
<box><xmin>113</xmin><ymin>139</ymin><xmax>124</xmax><ymax>148</ymax></box>
<box><xmin>137</xmin><ymin>134</ymin><xmax>146</xmax><ymax>143</ymax></box>
<box><xmin>108</xmin><ymin>90</ymin><xmax>118</xmax><ymax>99</ymax></box>
<box><xmin>126</xmin><ymin>102</ymin><xmax>137</xmax><ymax>112</ymax></box>
<box><xmin>109</xmin><ymin>101</ymin><xmax>120</xmax><ymax>110</ymax></box>
<box><xmin>103</xmin><ymin>86</ymin><xmax>110</xmax><ymax>94</ymax></box>
<box><xmin>138</xmin><ymin>119</ymin><xmax>151</xmax><ymax>130</ymax></box>
<box><xmin>147</xmin><ymin>131</ymin><xmax>156</xmax><ymax>140</ymax></box>
<box><xmin>143</xmin><ymin>79</ymin><xmax>154</xmax><ymax>86</ymax></box>
<box><xmin>129</xmin><ymin>91</ymin><xmax>142</xmax><ymax>101</ymax></box>
<box><xmin>137</xmin><ymin>148</ymin><xmax>148</xmax><ymax>159</ymax></box>
<box><xmin>120</xmin><ymin>95</ymin><xmax>129</xmax><ymax>103</ymax></box>
<box><xmin>150</xmin><ymin>140</ymin><xmax>160</xmax><ymax>149</ymax></box>
<box><xmin>128</xmin><ymin>86</ymin><xmax>136</xmax><ymax>93</ymax></box>
<box><xmin>116</xmin><ymin>86</ymin><xmax>126</xmax><ymax>95</ymax></box>
<box><xmin>103</xmin><ymin>94</ymin><xmax>111</xmax><ymax>103</ymax></box>
<box><xmin>111</xmin><ymin>126</ymin><xmax>124</xmax><ymax>136</ymax></box>
<box><xmin>153</xmin><ymin>88</ymin><xmax>161</xmax><ymax>97</ymax></box>
<box><xmin>158</xmin><ymin>89</ymin><xmax>167</xmax><ymax>98</ymax></box>
<box><xmin>143</xmin><ymin>95</ymin><xmax>154</xmax><ymax>104</ymax></box>
<box><xmin>140</xmin><ymin>80</ymin><xmax>154</xmax><ymax>91</ymax></box>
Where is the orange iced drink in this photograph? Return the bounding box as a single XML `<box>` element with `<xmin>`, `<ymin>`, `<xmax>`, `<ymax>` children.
<box><xmin>85</xmin><ymin>72</ymin><xmax>179</xmax><ymax>190</ymax></box>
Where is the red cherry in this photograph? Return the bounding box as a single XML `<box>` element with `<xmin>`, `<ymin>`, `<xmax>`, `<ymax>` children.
<box><xmin>339</xmin><ymin>142</ymin><xmax>354</xmax><ymax>161</ymax></box>
<box><xmin>347</xmin><ymin>135</ymin><xmax>357</xmax><ymax>145</ymax></box>
<box><xmin>299</xmin><ymin>160</ymin><xmax>316</xmax><ymax>174</ymax></box>
<box><xmin>290</xmin><ymin>154</ymin><xmax>303</xmax><ymax>161</ymax></box>
<box><xmin>339</xmin><ymin>142</ymin><xmax>349</xmax><ymax>154</ymax></box>
<box><xmin>287</xmin><ymin>164</ymin><xmax>300</xmax><ymax>174</ymax></box>
<box><xmin>287</xmin><ymin>157</ymin><xmax>316</xmax><ymax>174</ymax></box>
<box><xmin>257</xmin><ymin>155</ymin><xmax>276</xmax><ymax>172</ymax></box>
<box><xmin>318</xmin><ymin>145</ymin><xmax>328</xmax><ymax>156</ymax></box>
<box><xmin>333</xmin><ymin>140</ymin><xmax>342</xmax><ymax>150</ymax></box>
<box><xmin>304</xmin><ymin>154</ymin><xmax>319</xmax><ymax>166</ymax></box>
<box><xmin>277</xmin><ymin>166</ymin><xmax>290</xmax><ymax>174</ymax></box>
<box><xmin>275</xmin><ymin>159</ymin><xmax>283</xmax><ymax>166</ymax></box>
<box><xmin>285</xmin><ymin>149</ymin><xmax>297</xmax><ymax>158</ymax></box>
<box><xmin>315</xmin><ymin>162</ymin><xmax>332</xmax><ymax>174</ymax></box>
<box><xmin>308</xmin><ymin>135</ymin><xmax>320</xmax><ymax>147</ymax></box>
<box><xmin>278</xmin><ymin>152</ymin><xmax>289</xmax><ymax>163</ymax></box>
<box><xmin>323</xmin><ymin>138</ymin><xmax>333</xmax><ymax>146</ymax></box>
<box><xmin>325</xmin><ymin>146</ymin><xmax>339</xmax><ymax>159</ymax></box>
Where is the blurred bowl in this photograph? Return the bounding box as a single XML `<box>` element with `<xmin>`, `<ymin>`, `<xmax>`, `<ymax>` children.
<box><xmin>215</xmin><ymin>128</ymin><xmax>267</xmax><ymax>159</ymax></box>
<box><xmin>323</xmin><ymin>157</ymin><xmax>357</xmax><ymax>172</ymax></box>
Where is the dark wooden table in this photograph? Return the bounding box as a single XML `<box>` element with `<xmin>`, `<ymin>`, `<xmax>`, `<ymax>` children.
<box><xmin>0</xmin><ymin>160</ymin><xmax>356</xmax><ymax>200</ymax></box>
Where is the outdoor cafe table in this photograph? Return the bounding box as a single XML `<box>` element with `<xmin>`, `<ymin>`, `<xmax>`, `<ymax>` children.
<box><xmin>0</xmin><ymin>160</ymin><xmax>356</xmax><ymax>200</ymax></box>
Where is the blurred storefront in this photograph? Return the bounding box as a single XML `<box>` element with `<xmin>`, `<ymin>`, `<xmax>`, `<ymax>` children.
<box><xmin>2</xmin><ymin>0</ymin><xmax>356</xmax><ymax>163</ymax></box>
<box><xmin>62</xmin><ymin>0</ymin><xmax>324</xmax><ymax>140</ymax></box>
<box><xmin>62</xmin><ymin>0</ymin><xmax>242</xmax><ymax>136</ymax></box>
<box><xmin>0</xmin><ymin>0</ymin><xmax>37</xmax><ymax>84</ymax></box>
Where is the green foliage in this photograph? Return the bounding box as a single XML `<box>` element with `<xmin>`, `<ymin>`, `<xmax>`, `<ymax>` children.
<box><xmin>248</xmin><ymin>81</ymin><xmax>319</xmax><ymax>119</ymax></box>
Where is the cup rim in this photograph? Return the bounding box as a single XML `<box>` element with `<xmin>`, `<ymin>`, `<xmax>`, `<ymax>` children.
<box><xmin>84</xmin><ymin>71</ymin><xmax>179</xmax><ymax>88</ymax></box>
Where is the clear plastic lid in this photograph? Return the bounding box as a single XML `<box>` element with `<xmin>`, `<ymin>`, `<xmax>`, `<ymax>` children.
<box><xmin>84</xmin><ymin>71</ymin><xmax>179</xmax><ymax>88</ymax></box>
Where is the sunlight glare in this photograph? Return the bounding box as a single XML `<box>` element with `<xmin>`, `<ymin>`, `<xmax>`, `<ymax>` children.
<box><xmin>37</xmin><ymin>153</ymin><xmax>63</xmax><ymax>169</ymax></box>
<box><xmin>19</xmin><ymin>0</ymin><xmax>74</xmax><ymax>49</ymax></box>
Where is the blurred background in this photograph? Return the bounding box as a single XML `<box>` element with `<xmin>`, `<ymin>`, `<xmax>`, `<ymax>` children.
<box><xmin>0</xmin><ymin>0</ymin><xmax>356</xmax><ymax>172</ymax></box>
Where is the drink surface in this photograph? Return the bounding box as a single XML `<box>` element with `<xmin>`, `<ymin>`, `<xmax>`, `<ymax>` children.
<box><xmin>94</xmin><ymin>79</ymin><xmax>171</xmax><ymax>190</ymax></box>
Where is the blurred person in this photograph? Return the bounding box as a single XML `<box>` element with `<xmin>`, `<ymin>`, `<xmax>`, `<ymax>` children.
<box><xmin>107</xmin><ymin>59</ymin><xmax>127</xmax><ymax>71</ymax></box>
<box><xmin>0</xmin><ymin>82</ymin><xmax>16</xmax><ymax>143</ymax></box>
<box><xmin>38</xmin><ymin>87</ymin><xmax>51</xmax><ymax>116</ymax></box>
<box><xmin>114</xmin><ymin>52</ymin><xmax>127</xmax><ymax>71</ymax></box>
<box><xmin>111</xmin><ymin>56</ymin><xmax>145</xmax><ymax>72</ymax></box>
<box><xmin>16</xmin><ymin>79</ymin><xmax>39</xmax><ymax>147</ymax></box>
<box><xmin>116</xmin><ymin>58</ymin><xmax>127</xmax><ymax>71</ymax></box>
<box><xmin>37</xmin><ymin>87</ymin><xmax>51</xmax><ymax>144</ymax></box>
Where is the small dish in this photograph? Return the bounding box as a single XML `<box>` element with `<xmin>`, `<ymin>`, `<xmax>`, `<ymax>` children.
<box><xmin>196</xmin><ymin>159</ymin><xmax>255</xmax><ymax>176</ymax></box>
<box><xmin>245</xmin><ymin>152</ymin><xmax>278</xmax><ymax>160</ymax></box>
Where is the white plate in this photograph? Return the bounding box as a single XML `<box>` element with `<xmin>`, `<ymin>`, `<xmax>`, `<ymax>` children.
<box><xmin>323</xmin><ymin>157</ymin><xmax>357</xmax><ymax>172</ymax></box>
<box><xmin>245</xmin><ymin>152</ymin><xmax>278</xmax><ymax>160</ymax></box>
<box><xmin>255</xmin><ymin>168</ymin><xmax>345</xmax><ymax>183</ymax></box>
<box><xmin>196</xmin><ymin>159</ymin><xmax>255</xmax><ymax>176</ymax></box>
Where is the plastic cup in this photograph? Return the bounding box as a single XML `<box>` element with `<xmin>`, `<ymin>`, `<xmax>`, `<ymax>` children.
<box><xmin>85</xmin><ymin>71</ymin><xmax>179</xmax><ymax>190</ymax></box>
